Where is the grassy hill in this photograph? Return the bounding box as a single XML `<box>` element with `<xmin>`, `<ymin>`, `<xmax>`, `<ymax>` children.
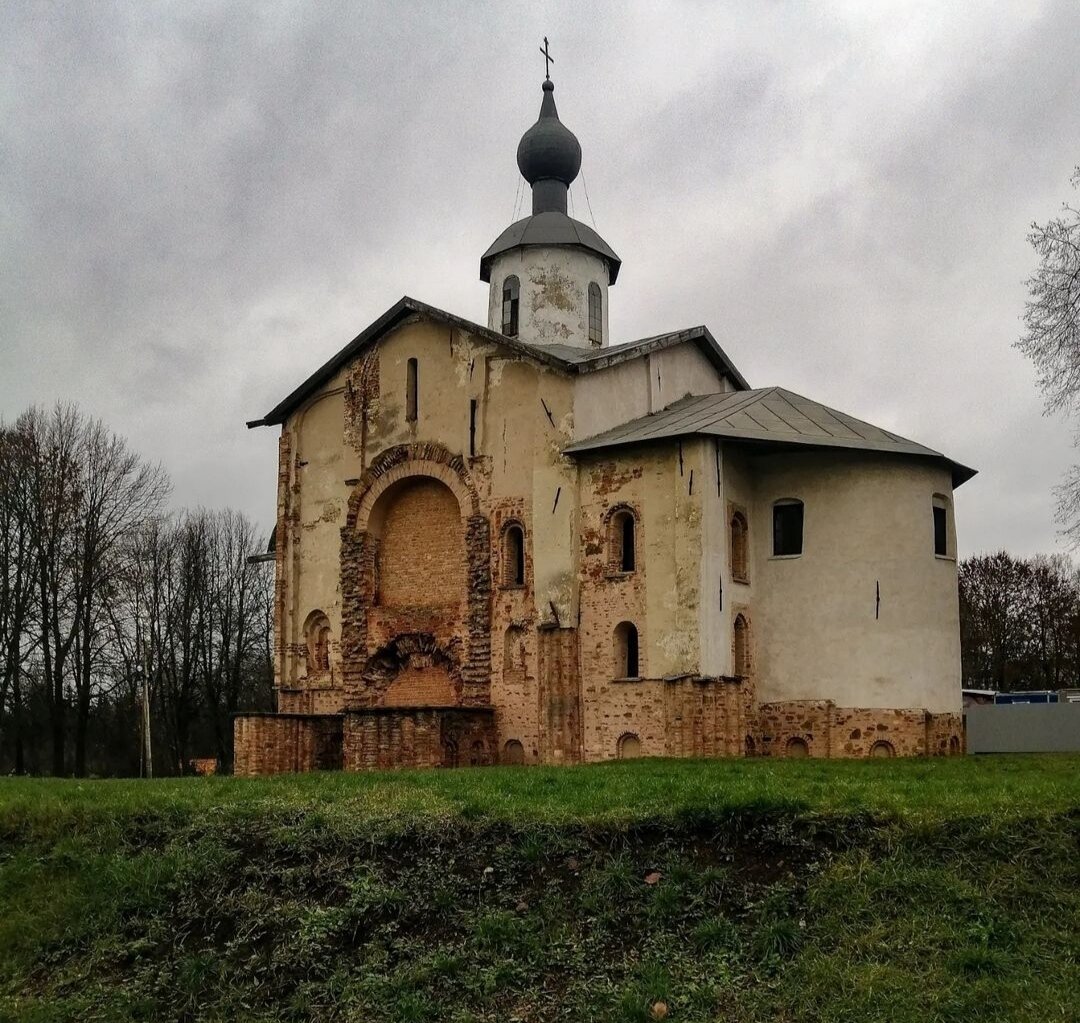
<box><xmin>0</xmin><ymin>756</ymin><xmax>1077</xmax><ymax>1022</ymax></box>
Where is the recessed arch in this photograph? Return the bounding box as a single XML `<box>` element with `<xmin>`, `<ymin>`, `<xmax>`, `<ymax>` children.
<box><xmin>869</xmin><ymin>740</ymin><xmax>895</xmax><ymax>758</ymax></box>
<box><xmin>303</xmin><ymin>610</ymin><xmax>332</xmax><ymax>675</ymax></box>
<box><xmin>503</xmin><ymin>739</ymin><xmax>525</xmax><ymax>765</ymax></box>
<box><xmin>617</xmin><ymin>732</ymin><xmax>642</xmax><ymax>759</ymax></box>
<box><xmin>732</xmin><ymin>614</ymin><xmax>750</xmax><ymax>678</ymax></box>
<box><xmin>502</xmin><ymin>521</ymin><xmax>526</xmax><ymax>586</ymax></box>
<box><xmin>730</xmin><ymin>510</ymin><xmax>748</xmax><ymax>582</ymax></box>
<box><xmin>785</xmin><ymin>737</ymin><xmax>809</xmax><ymax>758</ymax></box>
<box><xmin>604</xmin><ymin>503</ymin><xmax>640</xmax><ymax>574</ymax></box>
<box><xmin>614</xmin><ymin>621</ymin><xmax>640</xmax><ymax>678</ymax></box>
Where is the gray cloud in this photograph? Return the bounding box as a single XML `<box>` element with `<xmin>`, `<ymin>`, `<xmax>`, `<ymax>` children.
<box><xmin>2</xmin><ymin>0</ymin><xmax>1079</xmax><ymax>556</ymax></box>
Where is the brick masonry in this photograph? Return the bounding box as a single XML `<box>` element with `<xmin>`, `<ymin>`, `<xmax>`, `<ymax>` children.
<box><xmin>754</xmin><ymin>700</ymin><xmax>964</xmax><ymax>758</ymax></box>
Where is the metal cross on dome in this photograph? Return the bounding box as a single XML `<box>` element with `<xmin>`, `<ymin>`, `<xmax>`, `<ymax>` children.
<box><xmin>540</xmin><ymin>36</ymin><xmax>554</xmax><ymax>80</ymax></box>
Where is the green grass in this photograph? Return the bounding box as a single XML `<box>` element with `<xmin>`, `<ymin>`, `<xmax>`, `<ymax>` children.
<box><xmin>0</xmin><ymin>756</ymin><xmax>1077</xmax><ymax>1022</ymax></box>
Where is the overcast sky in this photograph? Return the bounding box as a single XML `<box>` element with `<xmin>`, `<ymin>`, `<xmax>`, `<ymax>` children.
<box><xmin>2</xmin><ymin>0</ymin><xmax>1079</xmax><ymax>557</ymax></box>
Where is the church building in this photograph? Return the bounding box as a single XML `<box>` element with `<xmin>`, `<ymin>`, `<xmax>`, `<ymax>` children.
<box><xmin>234</xmin><ymin>73</ymin><xmax>974</xmax><ymax>774</ymax></box>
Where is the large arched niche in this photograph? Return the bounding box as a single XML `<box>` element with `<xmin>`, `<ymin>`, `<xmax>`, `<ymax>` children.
<box><xmin>367</xmin><ymin>475</ymin><xmax>465</xmax><ymax>610</ymax></box>
<box><xmin>339</xmin><ymin>443</ymin><xmax>493</xmax><ymax>708</ymax></box>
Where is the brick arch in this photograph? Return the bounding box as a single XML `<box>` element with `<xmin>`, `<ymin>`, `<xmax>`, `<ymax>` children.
<box><xmin>362</xmin><ymin>633</ymin><xmax>462</xmax><ymax>707</ymax></box>
<box><xmin>347</xmin><ymin>443</ymin><xmax>479</xmax><ymax>532</ymax></box>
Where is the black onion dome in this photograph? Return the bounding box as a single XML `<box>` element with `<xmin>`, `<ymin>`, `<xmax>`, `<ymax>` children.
<box><xmin>516</xmin><ymin>80</ymin><xmax>582</xmax><ymax>185</ymax></box>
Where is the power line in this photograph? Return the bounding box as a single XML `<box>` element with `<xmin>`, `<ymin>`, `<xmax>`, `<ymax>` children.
<box><xmin>581</xmin><ymin>170</ymin><xmax>597</xmax><ymax>229</ymax></box>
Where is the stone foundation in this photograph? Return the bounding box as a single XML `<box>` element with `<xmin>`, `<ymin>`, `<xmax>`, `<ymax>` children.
<box><xmin>754</xmin><ymin>700</ymin><xmax>964</xmax><ymax>758</ymax></box>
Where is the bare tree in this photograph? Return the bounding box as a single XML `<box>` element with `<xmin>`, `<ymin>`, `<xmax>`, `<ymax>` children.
<box><xmin>0</xmin><ymin>401</ymin><xmax>273</xmax><ymax>777</ymax></box>
<box><xmin>68</xmin><ymin>418</ymin><xmax>170</xmax><ymax>775</ymax></box>
<box><xmin>0</xmin><ymin>423</ymin><xmax>38</xmax><ymax>773</ymax></box>
<box><xmin>959</xmin><ymin>551</ymin><xmax>1080</xmax><ymax>691</ymax></box>
<box><xmin>1017</xmin><ymin>168</ymin><xmax>1080</xmax><ymax>541</ymax></box>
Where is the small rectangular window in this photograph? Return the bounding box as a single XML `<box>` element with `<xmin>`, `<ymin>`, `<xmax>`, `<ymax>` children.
<box><xmin>406</xmin><ymin>358</ymin><xmax>418</xmax><ymax>422</ymax></box>
<box><xmin>933</xmin><ymin>504</ymin><xmax>947</xmax><ymax>556</ymax></box>
<box><xmin>773</xmin><ymin>502</ymin><xmax>804</xmax><ymax>557</ymax></box>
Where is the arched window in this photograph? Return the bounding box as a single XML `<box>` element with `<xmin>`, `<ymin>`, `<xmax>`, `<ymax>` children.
<box><xmin>503</xmin><ymin>523</ymin><xmax>525</xmax><ymax>586</ymax></box>
<box><xmin>617</xmin><ymin>732</ymin><xmax>642</xmax><ymax>759</ymax></box>
<box><xmin>406</xmin><ymin>358</ymin><xmax>418</xmax><ymax>422</ymax></box>
<box><xmin>304</xmin><ymin>611</ymin><xmax>332</xmax><ymax>675</ymax></box>
<box><xmin>730</xmin><ymin>511</ymin><xmax>748</xmax><ymax>582</ymax></box>
<box><xmin>932</xmin><ymin>495</ymin><xmax>950</xmax><ymax>557</ymax></box>
<box><xmin>869</xmin><ymin>740</ymin><xmax>895</xmax><ymax>758</ymax></box>
<box><xmin>732</xmin><ymin>614</ymin><xmax>749</xmax><ymax>678</ymax></box>
<box><xmin>949</xmin><ymin>735</ymin><xmax>961</xmax><ymax>756</ymax></box>
<box><xmin>610</xmin><ymin>508</ymin><xmax>636</xmax><ymax>572</ymax></box>
<box><xmin>503</xmin><ymin>739</ymin><xmax>525</xmax><ymax>765</ymax></box>
<box><xmin>773</xmin><ymin>499</ymin><xmax>804</xmax><ymax>557</ymax></box>
<box><xmin>785</xmin><ymin>737</ymin><xmax>809</xmax><ymax>758</ymax></box>
<box><xmin>502</xmin><ymin>275</ymin><xmax>520</xmax><ymax>336</ymax></box>
<box><xmin>614</xmin><ymin>621</ymin><xmax>640</xmax><ymax>678</ymax></box>
<box><xmin>588</xmin><ymin>282</ymin><xmax>602</xmax><ymax>346</ymax></box>
<box><xmin>744</xmin><ymin>734</ymin><xmax>756</xmax><ymax>757</ymax></box>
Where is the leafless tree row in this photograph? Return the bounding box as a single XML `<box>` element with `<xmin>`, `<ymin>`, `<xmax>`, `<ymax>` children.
<box><xmin>0</xmin><ymin>404</ymin><xmax>272</xmax><ymax>776</ymax></box>
<box><xmin>959</xmin><ymin>551</ymin><xmax>1080</xmax><ymax>693</ymax></box>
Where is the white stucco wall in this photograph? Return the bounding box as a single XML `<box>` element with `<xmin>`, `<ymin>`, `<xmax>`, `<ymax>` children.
<box><xmin>572</xmin><ymin>343</ymin><xmax>729</xmax><ymax>442</ymax></box>
<box><xmin>486</xmin><ymin>247</ymin><xmax>610</xmax><ymax>348</ymax></box>
<box><xmin>747</xmin><ymin>450</ymin><xmax>962</xmax><ymax>714</ymax></box>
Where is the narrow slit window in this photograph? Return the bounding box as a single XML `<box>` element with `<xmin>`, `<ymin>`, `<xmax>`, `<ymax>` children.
<box><xmin>932</xmin><ymin>496</ymin><xmax>949</xmax><ymax>556</ymax></box>
<box><xmin>502</xmin><ymin>275</ymin><xmax>520</xmax><ymax>336</ymax></box>
<box><xmin>469</xmin><ymin>399</ymin><xmax>478</xmax><ymax>457</ymax></box>
<box><xmin>772</xmin><ymin>500</ymin><xmax>804</xmax><ymax>557</ymax></box>
<box><xmin>588</xmin><ymin>282</ymin><xmax>602</xmax><ymax>346</ymax></box>
<box><xmin>621</xmin><ymin>514</ymin><xmax>635</xmax><ymax>571</ymax></box>
<box><xmin>610</xmin><ymin>509</ymin><xmax>636</xmax><ymax>572</ymax></box>
<box><xmin>504</xmin><ymin>524</ymin><xmax>525</xmax><ymax>586</ymax></box>
<box><xmin>406</xmin><ymin>358</ymin><xmax>418</xmax><ymax>422</ymax></box>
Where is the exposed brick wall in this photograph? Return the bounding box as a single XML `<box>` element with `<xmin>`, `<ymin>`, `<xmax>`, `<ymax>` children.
<box><xmin>342</xmin><ymin>707</ymin><xmax>496</xmax><ymax>771</ymax></box>
<box><xmin>377</xmin><ymin>477</ymin><xmax>464</xmax><ymax>609</ymax></box>
<box><xmin>233</xmin><ymin>714</ymin><xmax>343</xmax><ymax>776</ymax></box>
<box><xmin>538</xmin><ymin>627</ymin><xmax>582</xmax><ymax>763</ymax></box>
<box><xmin>383</xmin><ymin>664</ymin><xmax>456</xmax><ymax>706</ymax></box>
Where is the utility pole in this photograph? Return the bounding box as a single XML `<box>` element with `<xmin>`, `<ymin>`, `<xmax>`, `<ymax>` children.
<box><xmin>142</xmin><ymin>640</ymin><xmax>153</xmax><ymax>780</ymax></box>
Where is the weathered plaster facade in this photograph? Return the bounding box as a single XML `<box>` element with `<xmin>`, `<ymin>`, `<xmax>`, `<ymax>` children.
<box><xmin>233</xmin><ymin>77</ymin><xmax>972</xmax><ymax>774</ymax></box>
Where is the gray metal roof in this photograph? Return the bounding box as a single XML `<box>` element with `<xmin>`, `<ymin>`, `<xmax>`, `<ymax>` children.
<box><xmin>247</xmin><ymin>298</ymin><xmax>748</xmax><ymax>428</ymax></box>
<box><xmin>564</xmin><ymin>387</ymin><xmax>977</xmax><ymax>487</ymax></box>
<box><xmin>479</xmin><ymin>212</ymin><xmax>622</xmax><ymax>283</ymax></box>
